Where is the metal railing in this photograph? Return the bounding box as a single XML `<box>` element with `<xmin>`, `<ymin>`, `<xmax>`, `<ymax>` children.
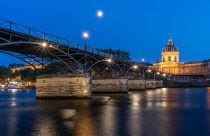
<box><xmin>0</xmin><ymin>18</ymin><xmax>114</xmax><ymax>59</ymax></box>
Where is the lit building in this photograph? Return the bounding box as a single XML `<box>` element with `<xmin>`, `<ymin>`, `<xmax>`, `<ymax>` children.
<box><xmin>9</xmin><ymin>62</ymin><xmax>43</xmax><ymax>72</ymax></box>
<box><xmin>153</xmin><ymin>38</ymin><xmax>210</xmax><ymax>75</ymax></box>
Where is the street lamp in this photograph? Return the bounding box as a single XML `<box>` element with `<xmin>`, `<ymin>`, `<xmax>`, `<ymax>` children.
<box><xmin>82</xmin><ymin>31</ymin><xmax>89</xmax><ymax>40</ymax></box>
<box><xmin>106</xmin><ymin>58</ymin><xmax>112</xmax><ymax>63</ymax></box>
<box><xmin>162</xmin><ymin>73</ymin><xmax>166</xmax><ymax>77</ymax></box>
<box><xmin>132</xmin><ymin>65</ymin><xmax>138</xmax><ymax>70</ymax></box>
<box><xmin>82</xmin><ymin>31</ymin><xmax>90</xmax><ymax>72</ymax></box>
<box><xmin>82</xmin><ymin>31</ymin><xmax>90</xmax><ymax>46</ymax></box>
<box><xmin>42</xmin><ymin>42</ymin><xmax>47</xmax><ymax>47</ymax></box>
<box><xmin>41</xmin><ymin>42</ymin><xmax>47</xmax><ymax>68</ymax></box>
<box><xmin>147</xmin><ymin>69</ymin><xmax>152</xmax><ymax>73</ymax></box>
<box><xmin>141</xmin><ymin>58</ymin><xmax>145</xmax><ymax>62</ymax></box>
<box><xmin>125</xmin><ymin>65</ymin><xmax>139</xmax><ymax>77</ymax></box>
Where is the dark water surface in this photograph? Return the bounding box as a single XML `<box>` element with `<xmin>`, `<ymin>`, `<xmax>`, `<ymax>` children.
<box><xmin>1</xmin><ymin>88</ymin><xmax>210</xmax><ymax>136</ymax></box>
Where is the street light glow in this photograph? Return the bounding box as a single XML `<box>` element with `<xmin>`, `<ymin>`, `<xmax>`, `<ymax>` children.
<box><xmin>147</xmin><ymin>69</ymin><xmax>152</xmax><ymax>73</ymax></box>
<box><xmin>106</xmin><ymin>58</ymin><xmax>112</xmax><ymax>63</ymax></box>
<box><xmin>97</xmin><ymin>10</ymin><xmax>104</xmax><ymax>18</ymax></box>
<box><xmin>156</xmin><ymin>72</ymin><xmax>160</xmax><ymax>75</ymax></box>
<box><xmin>133</xmin><ymin>65</ymin><xmax>138</xmax><ymax>69</ymax></box>
<box><xmin>82</xmin><ymin>31</ymin><xmax>90</xmax><ymax>39</ymax></box>
<box><xmin>42</xmin><ymin>42</ymin><xmax>47</xmax><ymax>47</ymax></box>
<box><xmin>163</xmin><ymin>73</ymin><xmax>166</xmax><ymax>77</ymax></box>
<box><xmin>142</xmin><ymin>58</ymin><xmax>145</xmax><ymax>62</ymax></box>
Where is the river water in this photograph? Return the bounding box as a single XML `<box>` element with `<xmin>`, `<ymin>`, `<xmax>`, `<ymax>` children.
<box><xmin>0</xmin><ymin>88</ymin><xmax>210</xmax><ymax>136</ymax></box>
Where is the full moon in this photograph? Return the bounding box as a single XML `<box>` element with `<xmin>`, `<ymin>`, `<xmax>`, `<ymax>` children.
<box><xmin>97</xmin><ymin>10</ymin><xmax>104</xmax><ymax>18</ymax></box>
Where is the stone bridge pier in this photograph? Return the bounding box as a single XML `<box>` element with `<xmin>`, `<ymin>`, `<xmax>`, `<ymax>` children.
<box><xmin>128</xmin><ymin>79</ymin><xmax>146</xmax><ymax>90</ymax></box>
<box><xmin>36</xmin><ymin>74</ymin><xmax>92</xmax><ymax>98</ymax></box>
<box><xmin>92</xmin><ymin>78</ymin><xmax>128</xmax><ymax>93</ymax></box>
<box><xmin>36</xmin><ymin>74</ymin><xmax>164</xmax><ymax>99</ymax></box>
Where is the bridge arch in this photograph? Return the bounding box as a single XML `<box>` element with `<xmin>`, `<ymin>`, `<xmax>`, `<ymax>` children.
<box><xmin>0</xmin><ymin>50</ymin><xmax>41</xmax><ymax>70</ymax></box>
<box><xmin>0</xmin><ymin>41</ymin><xmax>77</xmax><ymax>73</ymax></box>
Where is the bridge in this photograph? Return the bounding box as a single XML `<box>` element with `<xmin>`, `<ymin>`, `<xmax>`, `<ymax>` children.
<box><xmin>0</xmin><ymin>18</ymin><xmax>133</xmax><ymax>74</ymax></box>
<box><xmin>0</xmin><ymin>18</ymin><xmax>165</xmax><ymax>98</ymax></box>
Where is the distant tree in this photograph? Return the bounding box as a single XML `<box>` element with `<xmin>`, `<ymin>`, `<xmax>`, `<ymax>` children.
<box><xmin>97</xmin><ymin>48</ymin><xmax>131</xmax><ymax>60</ymax></box>
<box><xmin>10</xmin><ymin>70</ymin><xmax>20</xmax><ymax>79</ymax></box>
<box><xmin>19</xmin><ymin>68</ymin><xmax>39</xmax><ymax>81</ymax></box>
<box><xmin>0</xmin><ymin>66</ymin><xmax>12</xmax><ymax>81</ymax></box>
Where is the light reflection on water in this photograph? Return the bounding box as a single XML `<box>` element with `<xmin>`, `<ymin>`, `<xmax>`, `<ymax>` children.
<box><xmin>0</xmin><ymin>88</ymin><xmax>210</xmax><ymax>136</ymax></box>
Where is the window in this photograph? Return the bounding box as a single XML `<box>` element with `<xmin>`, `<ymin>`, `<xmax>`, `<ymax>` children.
<box><xmin>163</xmin><ymin>57</ymin><xmax>165</xmax><ymax>62</ymax></box>
<box><xmin>168</xmin><ymin>56</ymin><xmax>171</xmax><ymax>61</ymax></box>
<box><xmin>174</xmin><ymin>56</ymin><xmax>177</xmax><ymax>62</ymax></box>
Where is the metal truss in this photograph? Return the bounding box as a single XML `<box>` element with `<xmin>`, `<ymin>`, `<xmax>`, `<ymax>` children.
<box><xmin>0</xmin><ymin>18</ymin><xmax>149</xmax><ymax>77</ymax></box>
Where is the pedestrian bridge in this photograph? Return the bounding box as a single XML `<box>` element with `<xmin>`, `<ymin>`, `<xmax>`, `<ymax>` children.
<box><xmin>0</xmin><ymin>18</ymin><xmax>130</xmax><ymax>74</ymax></box>
<box><xmin>0</xmin><ymin>18</ymin><xmax>165</xmax><ymax>98</ymax></box>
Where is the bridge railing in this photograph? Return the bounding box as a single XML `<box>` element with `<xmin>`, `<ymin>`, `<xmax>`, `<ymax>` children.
<box><xmin>0</xmin><ymin>18</ymin><xmax>119</xmax><ymax>59</ymax></box>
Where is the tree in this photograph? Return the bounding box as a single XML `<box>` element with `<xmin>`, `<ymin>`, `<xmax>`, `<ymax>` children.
<box><xmin>0</xmin><ymin>66</ymin><xmax>12</xmax><ymax>81</ymax></box>
<box><xmin>97</xmin><ymin>48</ymin><xmax>131</xmax><ymax>60</ymax></box>
<box><xmin>19</xmin><ymin>68</ymin><xmax>39</xmax><ymax>81</ymax></box>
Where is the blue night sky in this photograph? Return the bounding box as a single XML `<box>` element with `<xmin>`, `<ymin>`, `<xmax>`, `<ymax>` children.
<box><xmin>0</xmin><ymin>0</ymin><xmax>210</xmax><ymax>66</ymax></box>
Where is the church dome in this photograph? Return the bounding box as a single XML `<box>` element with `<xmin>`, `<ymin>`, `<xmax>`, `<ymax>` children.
<box><xmin>162</xmin><ymin>38</ymin><xmax>178</xmax><ymax>52</ymax></box>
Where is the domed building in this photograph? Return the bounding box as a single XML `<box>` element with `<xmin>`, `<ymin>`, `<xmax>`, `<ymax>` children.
<box><xmin>162</xmin><ymin>38</ymin><xmax>179</xmax><ymax>63</ymax></box>
<box><xmin>153</xmin><ymin>38</ymin><xmax>210</xmax><ymax>75</ymax></box>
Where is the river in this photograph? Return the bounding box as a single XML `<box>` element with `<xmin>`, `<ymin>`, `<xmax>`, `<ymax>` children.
<box><xmin>0</xmin><ymin>88</ymin><xmax>210</xmax><ymax>136</ymax></box>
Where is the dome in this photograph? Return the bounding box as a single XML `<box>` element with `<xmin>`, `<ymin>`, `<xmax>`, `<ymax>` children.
<box><xmin>162</xmin><ymin>38</ymin><xmax>178</xmax><ymax>52</ymax></box>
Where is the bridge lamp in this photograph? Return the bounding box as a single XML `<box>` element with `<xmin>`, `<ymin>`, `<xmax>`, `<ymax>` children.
<box><xmin>106</xmin><ymin>58</ymin><xmax>112</xmax><ymax>63</ymax></box>
<box><xmin>82</xmin><ymin>31</ymin><xmax>90</xmax><ymax>40</ymax></box>
<box><xmin>96</xmin><ymin>10</ymin><xmax>104</xmax><ymax>18</ymax></box>
<box><xmin>42</xmin><ymin>42</ymin><xmax>47</xmax><ymax>47</ymax></box>
<box><xmin>147</xmin><ymin>69</ymin><xmax>152</xmax><ymax>73</ymax></box>
<box><xmin>132</xmin><ymin>65</ymin><xmax>138</xmax><ymax>70</ymax></box>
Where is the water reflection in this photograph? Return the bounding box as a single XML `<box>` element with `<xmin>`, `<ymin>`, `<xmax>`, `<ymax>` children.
<box><xmin>0</xmin><ymin>88</ymin><xmax>210</xmax><ymax>135</ymax></box>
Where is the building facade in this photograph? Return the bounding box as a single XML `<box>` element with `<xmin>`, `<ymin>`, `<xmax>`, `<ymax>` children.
<box><xmin>9</xmin><ymin>62</ymin><xmax>43</xmax><ymax>72</ymax></box>
<box><xmin>153</xmin><ymin>38</ymin><xmax>210</xmax><ymax>75</ymax></box>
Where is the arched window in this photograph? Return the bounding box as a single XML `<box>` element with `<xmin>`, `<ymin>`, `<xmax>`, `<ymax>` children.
<box><xmin>162</xmin><ymin>57</ymin><xmax>165</xmax><ymax>62</ymax></box>
<box><xmin>168</xmin><ymin>56</ymin><xmax>171</xmax><ymax>61</ymax></box>
<box><xmin>174</xmin><ymin>56</ymin><xmax>177</xmax><ymax>62</ymax></box>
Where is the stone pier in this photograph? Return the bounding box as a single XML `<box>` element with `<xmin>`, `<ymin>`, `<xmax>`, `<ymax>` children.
<box><xmin>36</xmin><ymin>74</ymin><xmax>92</xmax><ymax>98</ymax></box>
<box><xmin>146</xmin><ymin>80</ymin><xmax>157</xmax><ymax>89</ymax></box>
<box><xmin>92</xmin><ymin>78</ymin><xmax>128</xmax><ymax>93</ymax></box>
<box><xmin>128</xmin><ymin>79</ymin><xmax>146</xmax><ymax>90</ymax></box>
<box><xmin>156</xmin><ymin>80</ymin><xmax>163</xmax><ymax>88</ymax></box>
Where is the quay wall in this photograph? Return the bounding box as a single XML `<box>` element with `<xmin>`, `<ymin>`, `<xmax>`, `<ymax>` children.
<box><xmin>128</xmin><ymin>79</ymin><xmax>146</xmax><ymax>90</ymax></box>
<box><xmin>164</xmin><ymin>80</ymin><xmax>210</xmax><ymax>87</ymax></box>
<box><xmin>92</xmin><ymin>78</ymin><xmax>128</xmax><ymax>93</ymax></box>
<box><xmin>156</xmin><ymin>81</ymin><xmax>164</xmax><ymax>88</ymax></box>
<box><xmin>146</xmin><ymin>80</ymin><xmax>157</xmax><ymax>89</ymax></box>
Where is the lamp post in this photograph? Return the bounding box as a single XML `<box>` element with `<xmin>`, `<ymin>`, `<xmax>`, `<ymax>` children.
<box><xmin>41</xmin><ymin>42</ymin><xmax>47</xmax><ymax>68</ymax></box>
<box><xmin>125</xmin><ymin>65</ymin><xmax>139</xmax><ymax>78</ymax></box>
<box><xmin>156</xmin><ymin>72</ymin><xmax>160</xmax><ymax>80</ymax></box>
<box><xmin>82</xmin><ymin>31</ymin><xmax>90</xmax><ymax>72</ymax></box>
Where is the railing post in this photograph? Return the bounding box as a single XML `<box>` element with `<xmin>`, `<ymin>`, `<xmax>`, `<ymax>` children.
<box><xmin>85</xmin><ymin>45</ymin><xmax>87</xmax><ymax>51</ymax></box>
<box><xmin>28</xmin><ymin>28</ymin><xmax>31</xmax><ymax>36</ymax></box>
<box><xmin>9</xmin><ymin>22</ymin><xmax>12</xmax><ymax>30</ymax></box>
